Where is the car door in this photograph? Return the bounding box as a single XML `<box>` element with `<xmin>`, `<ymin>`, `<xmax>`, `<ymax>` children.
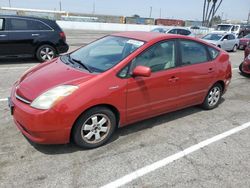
<box><xmin>228</xmin><ymin>34</ymin><xmax>237</xmax><ymax>49</ymax></box>
<box><xmin>176</xmin><ymin>39</ymin><xmax>217</xmax><ymax>107</ymax></box>
<box><xmin>220</xmin><ymin>34</ymin><xmax>230</xmax><ymax>50</ymax></box>
<box><xmin>6</xmin><ymin>17</ymin><xmax>51</xmax><ymax>57</ymax></box>
<box><xmin>0</xmin><ymin>17</ymin><xmax>10</xmax><ymax>56</ymax></box>
<box><xmin>125</xmin><ymin>40</ymin><xmax>181</xmax><ymax>123</ymax></box>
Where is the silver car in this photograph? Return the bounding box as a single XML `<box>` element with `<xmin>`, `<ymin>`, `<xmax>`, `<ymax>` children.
<box><xmin>151</xmin><ymin>27</ymin><xmax>194</xmax><ymax>37</ymax></box>
<box><xmin>202</xmin><ymin>33</ymin><xmax>239</xmax><ymax>52</ymax></box>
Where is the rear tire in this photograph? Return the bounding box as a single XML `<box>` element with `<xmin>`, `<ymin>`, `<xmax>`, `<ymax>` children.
<box><xmin>36</xmin><ymin>45</ymin><xmax>57</xmax><ymax>62</ymax></box>
<box><xmin>72</xmin><ymin>107</ymin><xmax>116</xmax><ymax>149</ymax></box>
<box><xmin>201</xmin><ymin>84</ymin><xmax>222</xmax><ymax>110</ymax></box>
<box><xmin>232</xmin><ymin>44</ymin><xmax>237</xmax><ymax>52</ymax></box>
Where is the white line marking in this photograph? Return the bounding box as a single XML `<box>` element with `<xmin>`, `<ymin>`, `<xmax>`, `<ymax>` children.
<box><xmin>232</xmin><ymin>68</ymin><xmax>238</xmax><ymax>70</ymax></box>
<box><xmin>0</xmin><ymin>98</ymin><xmax>8</xmax><ymax>102</ymax></box>
<box><xmin>0</xmin><ymin>66</ymin><xmax>31</xmax><ymax>70</ymax></box>
<box><xmin>101</xmin><ymin>122</ymin><xmax>250</xmax><ymax>188</ymax></box>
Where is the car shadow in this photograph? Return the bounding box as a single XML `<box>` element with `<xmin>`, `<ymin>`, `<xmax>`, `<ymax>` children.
<box><xmin>0</xmin><ymin>58</ymin><xmax>39</xmax><ymax>65</ymax></box>
<box><xmin>31</xmin><ymin>98</ymin><xmax>225</xmax><ymax>155</ymax></box>
<box><xmin>239</xmin><ymin>72</ymin><xmax>250</xmax><ymax>78</ymax></box>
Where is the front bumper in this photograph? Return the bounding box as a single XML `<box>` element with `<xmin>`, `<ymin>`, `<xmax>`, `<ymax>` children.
<box><xmin>10</xmin><ymin>86</ymin><xmax>73</xmax><ymax>144</ymax></box>
<box><xmin>242</xmin><ymin>60</ymin><xmax>250</xmax><ymax>74</ymax></box>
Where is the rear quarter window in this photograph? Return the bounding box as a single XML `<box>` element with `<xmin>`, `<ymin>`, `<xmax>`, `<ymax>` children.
<box><xmin>208</xmin><ymin>47</ymin><xmax>220</xmax><ymax>60</ymax></box>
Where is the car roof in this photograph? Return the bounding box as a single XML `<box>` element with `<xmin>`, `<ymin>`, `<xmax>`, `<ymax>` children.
<box><xmin>111</xmin><ymin>31</ymin><xmax>194</xmax><ymax>42</ymax></box>
<box><xmin>0</xmin><ymin>14</ymin><xmax>53</xmax><ymax>22</ymax></box>
<box><xmin>217</xmin><ymin>24</ymin><xmax>233</xmax><ymax>26</ymax></box>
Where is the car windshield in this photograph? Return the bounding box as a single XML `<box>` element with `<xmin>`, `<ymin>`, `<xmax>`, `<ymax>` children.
<box><xmin>63</xmin><ymin>36</ymin><xmax>145</xmax><ymax>73</ymax></box>
<box><xmin>216</xmin><ymin>25</ymin><xmax>232</xmax><ymax>31</ymax></box>
<box><xmin>244</xmin><ymin>34</ymin><xmax>250</xmax><ymax>39</ymax></box>
<box><xmin>203</xmin><ymin>34</ymin><xmax>223</xmax><ymax>41</ymax></box>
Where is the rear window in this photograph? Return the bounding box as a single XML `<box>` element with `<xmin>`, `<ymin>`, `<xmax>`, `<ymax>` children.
<box><xmin>9</xmin><ymin>18</ymin><xmax>51</xmax><ymax>31</ymax></box>
<box><xmin>0</xmin><ymin>19</ymin><xmax>4</xmax><ymax>30</ymax></box>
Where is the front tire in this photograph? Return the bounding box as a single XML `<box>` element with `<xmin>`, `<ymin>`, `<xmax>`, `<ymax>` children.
<box><xmin>202</xmin><ymin>84</ymin><xmax>222</xmax><ymax>110</ymax></box>
<box><xmin>36</xmin><ymin>45</ymin><xmax>56</xmax><ymax>62</ymax></box>
<box><xmin>72</xmin><ymin>107</ymin><xmax>116</xmax><ymax>149</ymax></box>
<box><xmin>239</xmin><ymin>63</ymin><xmax>243</xmax><ymax>73</ymax></box>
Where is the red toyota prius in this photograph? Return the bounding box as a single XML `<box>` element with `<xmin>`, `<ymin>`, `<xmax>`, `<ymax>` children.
<box><xmin>9</xmin><ymin>32</ymin><xmax>232</xmax><ymax>148</ymax></box>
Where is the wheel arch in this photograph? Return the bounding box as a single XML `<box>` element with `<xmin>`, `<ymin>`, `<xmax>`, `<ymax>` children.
<box><xmin>70</xmin><ymin>104</ymin><xmax>121</xmax><ymax>141</ymax></box>
<box><xmin>212</xmin><ymin>80</ymin><xmax>225</xmax><ymax>93</ymax></box>
<box><xmin>35</xmin><ymin>42</ymin><xmax>58</xmax><ymax>54</ymax></box>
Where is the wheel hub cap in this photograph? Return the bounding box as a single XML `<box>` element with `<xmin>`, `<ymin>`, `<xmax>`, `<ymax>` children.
<box><xmin>81</xmin><ymin>114</ymin><xmax>111</xmax><ymax>144</ymax></box>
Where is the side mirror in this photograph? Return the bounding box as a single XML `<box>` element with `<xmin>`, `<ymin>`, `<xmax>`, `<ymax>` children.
<box><xmin>223</xmin><ymin>38</ymin><xmax>228</xmax><ymax>41</ymax></box>
<box><xmin>132</xmin><ymin>66</ymin><xmax>151</xmax><ymax>77</ymax></box>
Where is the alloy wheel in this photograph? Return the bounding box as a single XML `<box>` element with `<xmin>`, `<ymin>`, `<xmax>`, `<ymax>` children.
<box><xmin>40</xmin><ymin>47</ymin><xmax>55</xmax><ymax>61</ymax></box>
<box><xmin>208</xmin><ymin>86</ymin><xmax>221</xmax><ymax>107</ymax></box>
<box><xmin>80</xmin><ymin>114</ymin><xmax>111</xmax><ymax>144</ymax></box>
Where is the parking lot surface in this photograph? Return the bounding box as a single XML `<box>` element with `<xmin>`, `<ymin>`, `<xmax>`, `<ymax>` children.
<box><xmin>0</xmin><ymin>30</ymin><xmax>250</xmax><ymax>188</ymax></box>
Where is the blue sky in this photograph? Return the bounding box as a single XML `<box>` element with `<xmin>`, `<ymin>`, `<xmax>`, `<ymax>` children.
<box><xmin>1</xmin><ymin>0</ymin><xmax>249</xmax><ymax>20</ymax></box>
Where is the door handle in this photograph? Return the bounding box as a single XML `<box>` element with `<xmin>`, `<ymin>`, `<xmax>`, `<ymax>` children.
<box><xmin>32</xmin><ymin>34</ymin><xmax>40</xmax><ymax>36</ymax></box>
<box><xmin>208</xmin><ymin>68</ymin><xmax>215</xmax><ymax>73</ymax></box>
<box><xmin>0</xmin><ymin>34</ymin><xmax>7</xmax><ymax>37</ymax></box>
<box><xmin>168</xmin><ymin>76</ymin><xmax>179</xmax><ymax>82</ymax></box>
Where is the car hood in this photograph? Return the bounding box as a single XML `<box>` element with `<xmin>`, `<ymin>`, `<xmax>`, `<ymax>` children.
<box><xmin>16</xmin><ymin>58</ymin><xmax>94</xmax><ymax>101</ymax></box>
<box><xmin>202</xmin><ymin>39</ymin><xmax>219</xmax><ymax>46</ymax></box>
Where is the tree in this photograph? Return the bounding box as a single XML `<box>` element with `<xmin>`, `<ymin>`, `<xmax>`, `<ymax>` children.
<box><xmin>132</xmin><ymin>14</ymin><xmax>140</xmax><ymax>18</ymax></box>
<box><xmin>202</xmin><ymin>0</ymin><xmax>223</xmax><ymax>27</ymax></box>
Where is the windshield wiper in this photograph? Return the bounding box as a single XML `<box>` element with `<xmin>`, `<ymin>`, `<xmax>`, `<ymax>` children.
<box><xmin>68</xmin><ymin>55</ymin><xmax>92</xmax><ymax>73</ymax></box>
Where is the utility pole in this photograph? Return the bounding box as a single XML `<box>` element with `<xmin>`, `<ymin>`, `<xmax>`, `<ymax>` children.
<box><xmin>159</xmin><ymin>8</ymin><xmax>161</xmax><ymax>18</ymax></box>
<box><xmin>248</xmin><ymin>11</ymin><xmax>250</xmax><ymax>24</ymax></box>
<box><xmin>92</xmin><ymin>1</ymin><xmax>96</xmax><ymax>14</ymax></box>
<box><xmin>59</xmin><ymin>1</ymin><xmax>62</xmax><ymax>11</ymax></box>
<box><xmin>8</xmin><ymin>0</ymin><xmax>11</xmax><ymax>7</ymax></box>
<box><xmin>149</xmin><ymin>6</ymin><xmax>152</xmax><ymax>18</ymax></box>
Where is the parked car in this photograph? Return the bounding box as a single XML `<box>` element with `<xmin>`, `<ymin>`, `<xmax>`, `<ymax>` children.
<box><xmin>238</xmin><ymin>25</ymin><xmax>250</xmax><ymax>38</ymax></box>
<box><xmin>202</xmin><ymin>33</ymin><xmax>239</xmax><ymax>52</ymax></box>
<box><xmin>214</xmin><ymin>24</ymin><xmax>241</xmax><ymax>37</ymax></box>
<box><xmin>239</xmin><ymin>42</ymin><xmax>250</xmax><ymax>76</ymax></box>
<box><xmin>9</xmin><ymin>32</ymin><xmax>232</xmax><ymax>148</ymax></box>
<box><xmin>239</xmin><ymin>34</ymin><xmax>250</xmax><ymax>50</ymax></box>
<box><xmin>151</xmin><ymin>27</ymin><xmax>194</xmax><ymax>36</ymax></box>
<box><xmin>0</xmin><ymin>15</ymin><xmax>69</xmax><ymax>62</ymax></box>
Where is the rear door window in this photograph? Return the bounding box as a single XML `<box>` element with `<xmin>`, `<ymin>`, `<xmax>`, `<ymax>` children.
<box><xmin>27</xmin><ymin>20</ymin><xmax>52</xmax><ymax>31</ymax></box>
<box><xmin>180</xmin><ymin>40</ymin><xmax>209</xmax><ymax>65</ymax></box>
<box><xmin>9</xmin><ymin>18</ymin><xmax>29</xmax><ymax>30</ymax></box>
<box><xmin>228</xmin><ymin>34</ymin><xmax>235</xmax><ymax>40</ymax></box>
<box><xmin>9</xmin><ymin>18</ymin><xmax>51</xmax><ymax>31</ymax></box>
<box><xmin>168</xmin><ymin>29</ymin><xmax>177</xmax><ymax>34</ymax></box>
<box><xmin>178</xmin><ymin>29</ymin><xmax>191</xmax><ymax>35</ymax></box>
<box><xmin>0</xmin><ymin>18</ymin><xmax>4</xmax><ymax>30</ymax></box>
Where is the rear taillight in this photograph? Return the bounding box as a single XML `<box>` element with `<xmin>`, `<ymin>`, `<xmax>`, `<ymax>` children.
<box><xmin>59</xmin><ymin>32</ymin><xmax>66</xmax><ymax>41</ymax></box>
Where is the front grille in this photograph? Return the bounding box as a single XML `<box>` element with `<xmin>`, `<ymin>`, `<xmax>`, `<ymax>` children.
<box><xmin>15</xmin><ymin>93</ymin><xmax>31</xmax><ymax>104</ymax></box>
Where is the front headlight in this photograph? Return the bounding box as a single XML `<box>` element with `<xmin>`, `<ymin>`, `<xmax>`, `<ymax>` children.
<box><xmin>31</xmin><ymin>85</ymin><xmax>79</xmax><ymax>110</ymax></box>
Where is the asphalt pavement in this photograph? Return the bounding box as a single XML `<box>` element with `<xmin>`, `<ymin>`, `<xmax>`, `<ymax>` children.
<box><xmin>0</xmin><ymin>30</ymin><xmax>249</xmax><ymax>188</ymax></box>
